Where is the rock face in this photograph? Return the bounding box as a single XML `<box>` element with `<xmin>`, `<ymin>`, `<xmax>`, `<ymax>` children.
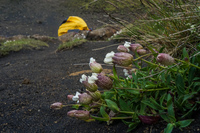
<box><xmin>58</xmin><ymin>25</ymin><xmax>121</xmax><ymax>42</ymax></box>
<box><xmin>87</xmin><ymin>25</ymin><xmax>121</xmax><ymax>40</ymax></box>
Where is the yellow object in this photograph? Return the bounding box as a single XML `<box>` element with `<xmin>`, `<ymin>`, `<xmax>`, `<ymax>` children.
<box><xmin>58</xmin><ymin>16</ymin><xmax>89</xmax><ymax>36</ymax></box>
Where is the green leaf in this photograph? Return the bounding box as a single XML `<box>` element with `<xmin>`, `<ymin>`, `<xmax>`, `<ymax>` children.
<box><xmin>127</xmin><ymin>122</ymin><xmax>139</xmax><ymax>132</ymax></box>
<box><xmin>188</xmin><ymin>67</ymin><xmax>196</xmax><ymax>85</ymax></box>
<box><xmin>142</xmin><ymin>97</ymin><xmax>165</xmax><ymax>110</ymax></box>
<box><xmin>166</xmin><ymin>74</ymin><xmax>171</xmax><ymax>85</ymax></box>
<box><xmin>176</xmin><ymin>73</ymin><xmax>185</xmax><ymax>95</ymax></box>
<box><xmin>119</xmin><ymin>98</ymin><xmax>130</xmax><ymax>111</ymax></box>
<box><xmin>112</xmin><ymin>65</ymin><xmax>118</xmax><ymax>79</ymax></box>
<box><xmin>164</xmin><ymin>123</ymin><xmax>174</xmax><ymax>133</ymax></box>
<box><xmin>105</xmin><ymin>99</ymin><xmax>120</xmax><ymax>113</ymax></box>
<box><xmin>127</xmin><ymin>89</ymin><xmax>140</xmax><ymax>95</ymax></box>
<box><xmin>103</xmin><ymin>91</ymin><xmax>115</xmax><ymax>99</ymax></box>
<box><xmin>182</xmin><ymin>47</ymin><xmax>189</xmax><ymax>61</ymax></box>
<box><xmin>175</xmin><ymin>119</ymin><xmax>194</xmax><ymax>128</ymax></box>
<box><xmin>72</xmin><ymin>104</ymin><xmax>80</xmax><ymax>109</ymax></box>
<box><xmin>181</xmin><ymin>92</ymin><xmax>197</xmax><ymax>105</ymax></box>
<box><xmin>167</xmin><ymin>94</ymin><xmax>175</xmax><ymax>117</ymax></box>
<box><xmin>159</xmin><ymin>46</ymin><xmax>165</xmax><ymax>53</ymax></box>
<box><xmin>181</xmin><ymin>104</ymin><xmax>197</xmax><ymax>119</ymax></box>
<box><xmin>100</xmin><ymin>106</ymin><xmax>109</xmax><ymax>118</ymax></box>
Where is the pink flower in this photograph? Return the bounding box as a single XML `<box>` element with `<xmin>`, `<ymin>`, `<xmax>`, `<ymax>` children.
<box><xmin>156</xmin><ymin>53</ymin><xmax>174</xmax><ymax>66</ymax></box>
<box><xmin>50</xmin><ymin>102</ymin><xmax>63</xmax><ymax>110</ymax></box>
<box><xmin>112</xmin><ymin>52</ymin><xmax>133</xmax><ymax>66</ymax></box>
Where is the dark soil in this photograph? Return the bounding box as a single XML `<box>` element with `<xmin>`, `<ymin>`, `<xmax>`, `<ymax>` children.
<box><xmin>0</xmin><ymin>0</ymin><xmax>200</xmax><ymax>133</ymax></box>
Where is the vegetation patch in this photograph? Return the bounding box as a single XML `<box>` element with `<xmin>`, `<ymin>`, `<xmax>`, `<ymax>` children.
<box><xmin>57</xmin><ymin>39</ymin><xmax>87</xmax><ymax>51</ymax></box>
<box><xmin>113</xmin><ymin>0</ymin><xmax>200</xmax><ymax>57</ymax></box>
<box><xmin>0</xmin><ymin>38</ymin><xmax>49</xmax><ymax>56</ymax></box>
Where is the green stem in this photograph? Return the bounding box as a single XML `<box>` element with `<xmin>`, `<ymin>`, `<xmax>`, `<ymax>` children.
<box><xmin>111</xmin><ymin>116</ymin><xmax>133</xmax><ymax>120</ymax></box>
<box><xmin>115</xmin><ymin>87</ymin><xmax>170</xmax><ymax>92</ymax></box>
<box><xmin>141</xmin><ymin>59</ymin><xmax>166</xmax><ymax>69</ymax></box>
<box><xmin>62</xmin><ymin>104</ymin><xmax>80</xmax><ymax>107</ymax></box>
<box><xmin>92</xmin><ymin>101</ymin><xmax>107</xmax><ymax>107</ymax></box>
<box><xmin>174</xmin><ymin>58</ymin><xmax>200</xmax><ymax>69</ymax></box>
<box><xmin>119</xmin><ymin>111</ymin><xmax>135</xmax><ymax>115</ymax></box>
<box><xmin>145</xmin><ymin>87</ymin><xmax>170</xmax><ymax>92</ymax></box>
<box><xmin>133</xmin><ymin>53</ymin><xmax>153</xmax><ymax>61</ymax></box>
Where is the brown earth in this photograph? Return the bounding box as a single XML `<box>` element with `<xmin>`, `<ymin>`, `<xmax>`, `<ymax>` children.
<box><xmin>0</xmin><ymin>0</ymin><xmax>200</xmax><ymax>133</ymax></box>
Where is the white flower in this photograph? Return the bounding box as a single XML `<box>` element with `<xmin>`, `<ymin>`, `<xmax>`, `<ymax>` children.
<box><xmin>80</xmin><ymin>74</ymin><xmax>87</xmax><ymax>83</ymax></box>
<box><xmin>104</xmin><ymin>51</ymin><xmax>115</xmax><ymax>64</ymax></box>
<box><xmin>72</xmin><ymin>91</ymin><xmax>81</xmax><ymax>103</ymax></box>
<box><xmin>88</xmin><ymin>73</ymin><xmax>98</xmax><ymax>84</ymax></box>
<box><xmin>89</xmin><ymin>57</ymin><xmax>96</xmax><ymax>64</ymax></box>
<box><xmin>124</xmin><ymin>41</ymin><xmax>131</xmax><ymax>48</ymax></box>
<box><xmin>123</xmin><ymin>41</ymin><xmax>131</xmax><ymax>52</ymax></box>
<box><xmin>123</xmin><ymin>69</ymin><xmax>129</xmax><ymax>77</ymax></box>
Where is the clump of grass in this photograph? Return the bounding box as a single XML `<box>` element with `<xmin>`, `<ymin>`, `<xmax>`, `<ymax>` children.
<box><xmin>0</xmin><ymin>38</ymin><xmax>49</xmax><ymax>56</ymax></box>
<box><xmin>113</xmin><ymin>0</ymin><xmax>200</xmax><ymax>57</ymax></box>
<box><xmin>57</xmin><ymin>39</ymin><xmax>87</xmax><ymax>51</ymax></box>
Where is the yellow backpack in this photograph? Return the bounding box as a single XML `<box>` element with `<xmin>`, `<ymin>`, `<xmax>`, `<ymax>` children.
<box><xmin>58</xmin><ymin>16</ymin><xmax>89</xmax><ymax>37</ymax></box>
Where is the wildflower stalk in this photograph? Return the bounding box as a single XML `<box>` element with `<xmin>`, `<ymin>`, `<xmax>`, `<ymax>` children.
<box><xmin>115</xmin><ymin>87</ymin><xmax>170</xmax><ymax>92</ymax></box>
<box><xmin>119</xmin><ymin>111</ymin><xmax>135</xmax><ymax>115</ymax></box>
<box><xmin>174</xmin><ymin>58</ymin><xmax>200</xmax><ymax>69</ymax></box>
<box><xmin>140</xmin><ymin>59</ymin><xmax>166</xmax><ymax>69</ymax></box>
<box><xmin>132</xmin><ymin>53</ymin><xmax>153</xmax><ymax>61</ymax></box>
<box><xmin>111</xmin><ymin>116</ymin><xmax>133</xmax><ymax>120</ymax></box>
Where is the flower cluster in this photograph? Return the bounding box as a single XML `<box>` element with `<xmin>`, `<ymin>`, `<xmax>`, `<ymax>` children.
<box><xmin>50</xmin><ymin>42</ymin><xmax>180</xmax><ymax>123</ymax></box>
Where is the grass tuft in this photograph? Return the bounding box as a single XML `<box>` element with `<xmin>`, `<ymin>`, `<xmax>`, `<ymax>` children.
<box><xmin>112</xmin><ymin>0</ymin><xmax>200</xmax><ymax>57</ymax></box>
<box><xmin>0</xmin><ymin>38</ymin><xmax>49</xmax><ymax>56</ymax></box>
<box><xmin>57</xmin><ymin>39</ymin><xmax>87</xmax><ymax>51</ymax></box>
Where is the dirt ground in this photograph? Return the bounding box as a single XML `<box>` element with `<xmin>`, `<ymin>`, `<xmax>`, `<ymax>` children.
<box><xmin>0</xmin><ymin>0</ymin><xmax>200</xmax><ymax>133</ymax></box>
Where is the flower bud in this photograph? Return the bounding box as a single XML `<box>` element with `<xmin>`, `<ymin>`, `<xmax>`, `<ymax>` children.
<box><xmin>50</xmin><ymin>102</ymin><xmax>63</xmax><ymax>110</ymax></box>
<box><xmin>96</xmin><ymin>73</ymin><xmax>113</xmax><ymax>90</ymax></box>
<box><xmin>89</xmin><ymin>57</ymin><xmax>103</xmax><ymax>73</ymax></box>
<box><xmin>67</xmin><ymin>95</ymin><xmax>74</xmax><ymax>100</ymax></box>
<box><xmin>79</xmin><ymin>93</ymin><xmax>93</xmax><ymax>104</ymax></box>
<box><xmin>184</xmin><ymin>57</ymin><xmax>189</xmax><ymax>62</ymax></box>
<box><xmin>80</xmin><ymin>74</ymin><xmax>98</xmax><ymax>92</ymax></box>
<box><xmin>87</xmin><ymin>90</ymin><xmax>101</xmax><ymax>101</ymax></box>
<box><xmin>112</xmin><ymin>52</ymin><xmax>133</xmax><ymax>66</ymax></box>
<box><xmin>75</xmin><ymin>110</ymin><xmax>90</xmax><ymax>120</ymax></box>
<box><xmin>83</xmin><ymin>81</ymin><xmax>98</xmax><ymax>92</ymax></box>
<box><xmin>67</xmin><ymin>110</ymin><xmax>77</xmax><ymax>117</ymax></box>
<box><xmin>137</xmin><ymin>49</ymin><xmax>147</xmax><ymax>55</ymax></box>
<box><xmin>67</xmin><ymin>110</ymin><xmax>90</xmax><ymax>120</ymax></box>
<box><xmin>138</xmin><ymin>115</ymin><xmax>160</xmax><ymax>124</ymax></box>
<box><xmin>129</xmin><ymin>43</ymin><xmax>143</xmax><ymax>52</ymax></box>
<box><xmin>117</xmin><ymin>45</ymin><xmax>129</xmax><ymax>52</ymax></box>
<box><xmin>104</xmin><ymin>51</ymin><xmax>115</xmax><ymax>64</ymax></box>
<box><xmin>156</xmin><ymin>53</ymin><xmax>174</xmax><ymax>66</ymax></box>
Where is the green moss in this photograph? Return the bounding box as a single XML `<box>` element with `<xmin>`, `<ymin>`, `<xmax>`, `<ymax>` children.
<box><xmin>0</xmin><ymin>38</ymin><xmax>49</xmax><ymax>56</ymax></box>
<box><xmin>57</xmin><ymin>39</ymin><xmax>87</xmax><ymax>51</ymax></box>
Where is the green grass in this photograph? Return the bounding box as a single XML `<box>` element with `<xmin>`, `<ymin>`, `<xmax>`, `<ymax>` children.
<box><xmin>57</xmin><ymin>39</ymin><xmax>87</xmax><ymax>51</ymax></box>
<box><xmin>0</xmin><ymin>38</ymin><xmax>49</xmax><ymax>56</ymax></box>
<box><xmin>113</xmin><ymin>0</ymin><xmax>200</xmax><ymax>57</ymax></box>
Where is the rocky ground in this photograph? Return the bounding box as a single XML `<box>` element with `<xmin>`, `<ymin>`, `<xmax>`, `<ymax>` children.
<box><xmin>0</xmin><ymin>0</ymin><xmax>200</xmax><ymax>133</ymax></box>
